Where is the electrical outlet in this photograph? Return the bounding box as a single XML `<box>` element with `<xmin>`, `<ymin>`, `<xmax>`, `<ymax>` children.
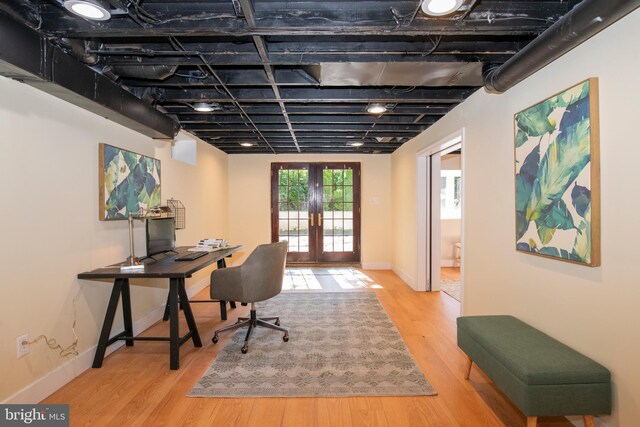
<box><xmin>17</xmin><ymin>334</ymin><xmax>29</xmax><ymax>358</ymax></box>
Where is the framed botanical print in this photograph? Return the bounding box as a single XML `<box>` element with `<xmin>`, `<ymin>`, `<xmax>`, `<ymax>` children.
<box><xmin>99</xmin><ymin>143</ymin><xmax>161</xmax><ymax>220</ymax></box>
<box><xmin>514</xmin><ymin>78</ymin><xmax>600</xmax><ymax>266</ymax></box>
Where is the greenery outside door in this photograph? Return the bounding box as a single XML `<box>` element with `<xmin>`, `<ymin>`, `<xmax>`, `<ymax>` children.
<box><xmin>271</xmin><ymin>162</ymin><xmax>361</xmax><ymax>263</ymax></box>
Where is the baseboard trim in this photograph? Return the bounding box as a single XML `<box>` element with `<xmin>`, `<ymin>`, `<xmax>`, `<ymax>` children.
<box><xmin>392</xmin><ymin>267</ymin><xmax>416</xmax><ymax>290</ymax></box>
<box><xmin>361</xmin><ymin>262</ymin><xmax>391</xmax><ymax>270</ymax></box>
<box><xmin>4</xmin><ymin>341</ymin><xmax>99</xmax><ymax>405</ymax></box>
<box><xmin>3</xmin><ymin>277</ymin><xmax>210</xmax><ymax>404</ymax></box>
<box><xmin>186</xmin><ymin>277</ymin><xmax>211</xmax><ymax>300</ymax></box>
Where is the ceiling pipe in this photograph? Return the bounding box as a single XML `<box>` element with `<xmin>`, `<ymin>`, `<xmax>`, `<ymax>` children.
<box><xmin>484</xmin><ymin>0</ymin><xmax>640</xmax><ymax>93</ymax></box>
<box><xmin>60</xmin><ymin>38</ymin><xmax>100</xmax><ymax>65</ymax></box>
<box><xmin>0</xmin><ymin>12</ymin><xmax>179</xmax><ymax>139</ymax></box>
<box><xmin>0</xmin><ymin>1</ymin><xmax>40</xmax><ymax>29</ymax></box>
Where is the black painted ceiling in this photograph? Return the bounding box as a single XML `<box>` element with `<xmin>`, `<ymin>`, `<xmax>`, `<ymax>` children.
<box><xmin>3</xmin><ymin>0</ymin><xmax>577</xmax><ymax>153</ymax></box>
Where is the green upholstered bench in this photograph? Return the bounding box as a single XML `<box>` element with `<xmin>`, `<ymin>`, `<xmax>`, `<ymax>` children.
<box><xmin>457</xmin><ymin>315</ymin><xmax>611</xmax><ymax>427</ymax></box>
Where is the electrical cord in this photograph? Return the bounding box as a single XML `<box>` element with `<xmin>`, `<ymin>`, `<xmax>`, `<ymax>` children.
<box><xmin>126</xmin><ymin>0</ymin><xmax>235</xmax><ymax>25</ymax></box>
<box><xmin>174</xmin><ymin>72</ymin><xmax>208</xmax><ymax>79</ymax></box>
<box><xmin>421</xmin><ymin>35</ymin><xmax>442</xmax><ymax>56</ymax></box>
<box><xmin>28</xmin><ymin>291</ymin><xmax>80</xmax><ymax>358</ymax></box>
<box><xmin>466</xmin><ymin>15</ymin><xmax>553</xmax><ymax>25</ymax></box>
<box><xmin>390</xmin><ymin>1</ymin><xmax>422</xmax><ymax>28</ymax></box>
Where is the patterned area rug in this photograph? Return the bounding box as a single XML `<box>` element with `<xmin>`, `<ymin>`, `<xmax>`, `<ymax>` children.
<box><xmin>189</xmin><ymin>292</ymin><xmax>436</xmax><ymax>398</ymax></box>
<box><xmin>440</xmin><ymin>279</ymin><xmax>461</xmax><ymax>302</ymax></box>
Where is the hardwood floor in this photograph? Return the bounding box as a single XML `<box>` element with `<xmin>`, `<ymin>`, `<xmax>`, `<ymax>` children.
<box><xmin>441</xmin><ymin>267</ymin><xmax>461</xmax><ymax>281</ymax></box>
<box><xmin>42</xmin><ymin>270</ymin><xmax>572</xmax><ymax>426</ymax></box>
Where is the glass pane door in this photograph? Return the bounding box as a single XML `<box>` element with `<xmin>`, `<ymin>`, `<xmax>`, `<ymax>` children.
<box><xmin>317</xmin><ymin>163</ymin><xmax>360</xmax><ymax>263</ymax></box>
<box><xmin>271</xmin><ymin>163</ymin><xmax>315</xmax><ymax>262</ymax></box>
<box><xmin>272</xmin><ymin>162</ymin><xmax>360</xmax><ymax>264</ymax></box>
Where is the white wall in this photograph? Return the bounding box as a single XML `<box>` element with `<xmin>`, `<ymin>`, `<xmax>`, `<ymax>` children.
<box><xmin>228</xmin><ymin>154</ymin><xmax>392</xmax><ymax>269</ymax></box>
<box><xmin>441</xmin><ymin>220</ymin><xmax>461</xmax><ymax>265</ymax></box>
<box><xmin>391</xmin><ymin>10</ymin><xmax>640</xmax><ymax>426</ymax></box>
<box><xmin>441</xmin><ymin>154</ymin><xmax>461</xmax><ymax>265</ymax></box>
<box><xmin>0</xmin><ymin>76</ymin><xmax>229</xmax><ymax>402</ymax></box>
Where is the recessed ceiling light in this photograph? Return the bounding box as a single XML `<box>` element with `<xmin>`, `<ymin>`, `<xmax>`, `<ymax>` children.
<box><xmin>192</xmin><ymin>102</ymin><xmax>215</xmax><ymax>112</ymax></box>
<box><xmin>421</xmin><ymin>0</ymin><xmax>464</xmax><ymax>16</ymax></box>
<box><xmin>239</xmin><ymin>142</ymin><xmax>254</xmax><ymax>147</ymax></box>
<box><xmin>349</xmin><ymin>142</ymin><xmax>365</xmax><ymax>147</ymax></box>
<box><xmin>63</xmin><ymin>0</ymin><xmax>111</xmax><ymax>20</ymax></box>
<box><xmin>366</xmin><ymin>103</ymin><xmax>387</xmax><ymax>114</ymax></box>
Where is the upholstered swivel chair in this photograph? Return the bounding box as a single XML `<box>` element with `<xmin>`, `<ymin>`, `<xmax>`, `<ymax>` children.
<box><xmin>210</xmin><ymin>241</ymin><xmax>289</xmax><ymax>353</ymax></box>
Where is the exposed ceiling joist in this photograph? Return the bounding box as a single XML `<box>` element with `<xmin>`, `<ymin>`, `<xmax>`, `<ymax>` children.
<box><xmin>0</xmin><ymin>11</ymin><xmax>179</xmax><ymax>139</ymax></box>
<box><xmin>0</xmin><ymin>0</ymin><xmax>594</xmax><ymax>154</ymax></box>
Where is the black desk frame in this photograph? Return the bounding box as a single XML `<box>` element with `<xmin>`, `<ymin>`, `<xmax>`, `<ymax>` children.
<box><xmin>161</xmin><ymin>258</ymin><xmax>236</xmax><ymax>322</ymax></box>
<box><xmin>94</xmin><ymin>276</ymin><xmax>201</xmax><ymax>370</ymax></box>
<box><xmin>78</xmin><ymin>246</ymin><xmax>241</xmax><ymax>370</ymax></box>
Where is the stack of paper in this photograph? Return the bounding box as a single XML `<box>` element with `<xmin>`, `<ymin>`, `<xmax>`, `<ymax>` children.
<box><xmin>120</xmin><ymin>264</ymin><xmax>145</xmax><ymax>272</ymax></box>
<box><xmin>198</xmin><ymin>238</ymin><xmax>228</xmax><ymax>248</ymax></box>
<box><xmin>188</xmin><ymin>245</ymin><xmax>215</xmax><ymax>252</ymax></box>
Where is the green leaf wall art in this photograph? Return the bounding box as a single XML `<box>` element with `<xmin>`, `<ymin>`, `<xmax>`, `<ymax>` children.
<box><xmin>514</xmin><ymin>78</ymin><xmax>600</xmax><ymax>266</ymax></box>
<box><xmin>99</xmin><ymin>144</ymin><xmax>161</xmax><ymax>220</ymax></box>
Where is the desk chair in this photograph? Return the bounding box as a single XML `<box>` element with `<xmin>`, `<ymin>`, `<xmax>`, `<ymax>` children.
<box><xmin>210</xmin><ymin>241</ymin><xmax>289</xmax><ymax>353</ymax></box>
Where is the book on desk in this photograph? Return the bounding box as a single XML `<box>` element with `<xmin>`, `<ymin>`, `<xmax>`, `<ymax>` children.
<box><xmin>188</xmin><ymin>238</ymin><xmax>230</xmax><ymax>252</ymax></box>
<box><xmin>188</xmin><ymin>245</ymin><xmax>232</xmax><ymax>252</ymax></box>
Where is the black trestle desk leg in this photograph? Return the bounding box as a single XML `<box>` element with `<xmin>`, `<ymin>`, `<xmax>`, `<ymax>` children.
<box><xmin>168</xmin><ymin>278</ymin><xmax>180</xmax><ymax>370</ymax></box>
<box><xmin>178</xmin><ymin>279</ymin><xmax>202</xmax><ymax>347</ymax></box>
<box><xmin>92</xmin><ymin>279</ymin><xmax>123</xmax><ymax>368</ymax></box>
<box><xmin>121</xmin><ymin>279</ymin><xmax>134</xmax><ymax>346</ymax></box>
<box><xmin>163</xmin><ymin>291</ymin><xmax>184</xmax><ymax>321</ymax></box>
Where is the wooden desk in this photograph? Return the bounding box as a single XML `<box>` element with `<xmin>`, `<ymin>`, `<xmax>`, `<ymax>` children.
<box><xmin>78</xmin><ymin>246</ymin><xmax>242</xmax><ymax>370</ymax></box>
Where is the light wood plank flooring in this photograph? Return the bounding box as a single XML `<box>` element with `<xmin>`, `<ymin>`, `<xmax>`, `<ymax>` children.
<box><xmin>43</xmin><ymin>269</ymin><xmax>572</xmax><ymax>426</ymax></box>
<box><xmin>441</xmin><ymin>267</ymin><xmax>461</xmax><ymax>282</ymax></box>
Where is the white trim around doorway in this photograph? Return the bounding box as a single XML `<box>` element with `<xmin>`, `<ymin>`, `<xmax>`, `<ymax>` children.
<box><xmin>416</xmin><ymin>129</ymin><xmax>464</xmax><ymax>294</ymax></box>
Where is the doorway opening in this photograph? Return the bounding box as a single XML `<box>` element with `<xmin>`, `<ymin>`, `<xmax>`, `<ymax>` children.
<box><xmin>271</xmin><ymin>162</ymin><xmax>361</xmax><ymax>264</ymax></box>
<box><xmin>439</xmin><ymin>150</ymin><xmax>462</xmax><ymax>301</ymax></box>
<box><xmin>416</xmin><ymin>130</ymin><xmax>464</xmax><ymax>304</ymax></box>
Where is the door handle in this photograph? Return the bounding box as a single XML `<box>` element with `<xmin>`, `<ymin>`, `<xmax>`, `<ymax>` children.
<box><xmin>318</xmin><ymin>213</ymin><xmax>322</xmax><ymax>227</ymax></box>
<box><xmin>310</xmin><ymin>214</ymin><xmax>314</xmax><ymax>227</ymax></box>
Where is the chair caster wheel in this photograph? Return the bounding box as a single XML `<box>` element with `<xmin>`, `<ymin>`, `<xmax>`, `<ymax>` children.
<box><xmin>275</xmin><ymin>320</ymin><xmax>280</xmax><ymax>326</ymax></box>
<box><xmin>212</xmin><ymin>334</ymin><xmax>219</xmax><ymax>344</ymax></box>
<box><xmin>283</xmin><ymin>333</ymin><xmax>289</xmax><ymax>342</ymax></box>
<box><xmin>241</xmin><ymin>344</ymin><xmax>248</xmax><ymax>354</ymax></box>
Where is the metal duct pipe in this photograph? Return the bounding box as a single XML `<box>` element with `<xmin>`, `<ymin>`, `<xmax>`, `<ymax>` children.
<box><xmin>0</xmin><ymin>12</ymin><xmax>179</xmax><ymax>139</ymax></box>
<box><xmin>61</xmin><ymin>38</ymin><xmax>100</xmax><ymax>65</ymax></box>
<box><xmin>109</xmin><ymin>65</ymin><xmax>178</xmax><ymax>80</ymax></box>
<box><xmin>484</xmin><ymin>0</ymin><xmax>640</xmax><ymax>93</ymax></box>
<box><xmin>0</xmin><ymin>2</ymin><xmax>40</xmax><ymax>29</ymax></box>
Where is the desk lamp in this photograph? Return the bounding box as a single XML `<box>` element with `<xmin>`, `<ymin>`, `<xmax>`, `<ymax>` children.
<box><xmin>125</xmin><ymin>206</ymin><xmax>172</xmax><ymax>267</ymax></box>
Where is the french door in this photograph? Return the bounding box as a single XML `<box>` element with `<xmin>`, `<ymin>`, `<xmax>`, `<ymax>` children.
<box><xmin>271</xmin><ymin>162</ymin><xmax>361</xmax><ymax>263</ymax></box>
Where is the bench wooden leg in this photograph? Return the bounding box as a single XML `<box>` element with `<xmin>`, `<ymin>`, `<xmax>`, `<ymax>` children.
<box><xmin>583</xmin><ymin>416</ymin><xmax>595</xmax><ymax>427</ymax></box>
<box><xmin>526</xmin><ymin>416</ymin><xmax>537</xmax><ymax>427</ymax></box>
<box><xmin>464</xmin><ymin>356</ymin><xmax>473</xmax><ymax>380</ymax></box>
